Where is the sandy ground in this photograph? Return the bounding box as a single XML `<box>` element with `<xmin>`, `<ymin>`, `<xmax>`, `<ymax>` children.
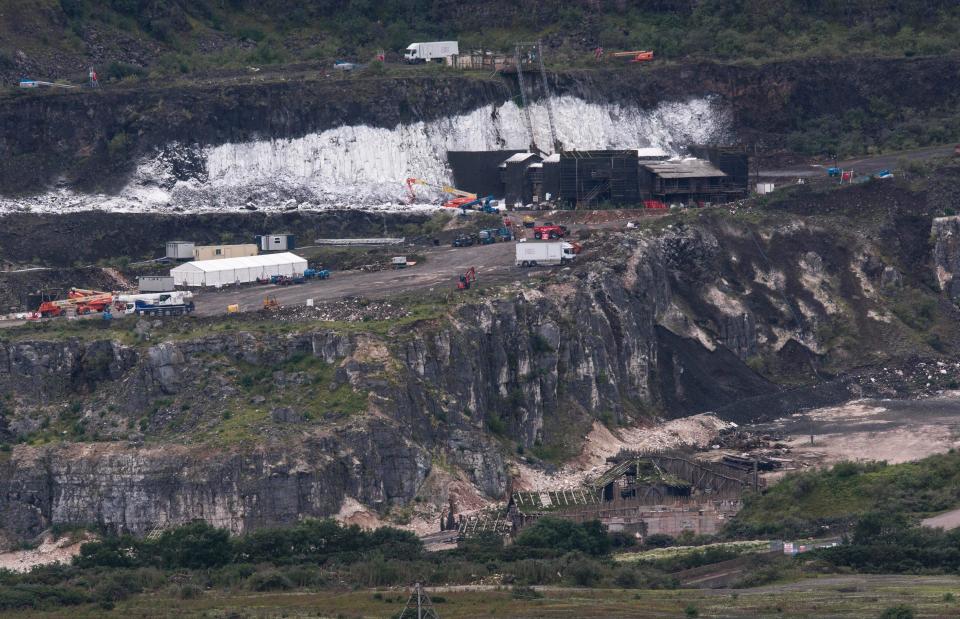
<box><xmin>756</xmin><ymin>394</ymin><xmax>960</xmax><ymax>469</ymax></box>
<box><xmin>0</xmin><ymin>532</ymin><xmax>94</xmax><ymax>572</ymax></box>
<box><xmin>514</xmin><ymin>413</ymin><xmax>732</xmax><ymax>492</ymax></box>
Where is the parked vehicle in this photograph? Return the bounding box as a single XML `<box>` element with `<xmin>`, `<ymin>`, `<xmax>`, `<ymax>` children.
<box><xmin>116</xmin><ymin>291</ymin><xmax>194</xmax><ymax>315</ymax></box>
<box><xmin>133</xmin><ymin>299</ymin><xmax>195</xmax><ymax>316</ymax></box>
<box><xmin>515</xmin><ymin>241</ymin><xmax>578</xmax><ymax>267</ymax></box>
<box><xmin>522</xmin><ymin>215</ymin><xmax>536</xmax><ymax>228</ymax></box>
<box><xmin>391</xmin><ymin>257</ymin><xmax>408</xmax><ymax>269</ymax></box>
<box><xmin>304</xmin><ymin>268</ymin><xmax>331</xmax><ymax>279</ymax></box>
<box><xmin>452</xmin><ymin>234</ymin><xmax>478</xmax><ymax>247</ymax></box>
<box><xmin>533</xmin><ymin>222</ymin><xmax>568</xmax><ymax>240</ymax></box>
<box><xmin>404</xmin><ymin>41</ymin><xmax>459</xmax><ymax>64</ymax></box>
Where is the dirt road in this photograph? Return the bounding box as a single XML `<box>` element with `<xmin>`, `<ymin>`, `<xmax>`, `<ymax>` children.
<box><xmin>761</xmin><ymin>143</ymin><xmax>956</xmax><ymax>179</ymax></box>
<box><xmin>192</xmin><ymin>241</ymin><xmax>523</xmax><ymax>316</ymax></box>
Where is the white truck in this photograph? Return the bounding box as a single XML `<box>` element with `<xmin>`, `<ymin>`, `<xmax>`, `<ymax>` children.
<box><xmin>515</xmin><ymin>241</ymin><xmax>577</xmax><ymax>267</ymax></box>
<box><xmin>404</xmin><ymin>41</ymin><xmax>459</xmax><ymax>64</ymax></box>
<box><xmin>114</xmin><ymin>291</ymin><xmax>194</xmax><ymax>315</ymax></box>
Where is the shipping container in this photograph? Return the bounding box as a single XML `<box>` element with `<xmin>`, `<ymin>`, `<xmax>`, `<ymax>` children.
<box><xmin>138</xmin><ymin>275</ymin><xmax>175</xmax><ymax>293</ymax></box>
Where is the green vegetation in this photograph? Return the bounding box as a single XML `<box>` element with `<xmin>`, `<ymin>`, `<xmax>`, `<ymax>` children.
<box><xmin>2</xmin><ymin>514</ymin><xmax>960</xmax><ymax>615</ymax></box>
<box><xmin>33</xmin><ymin>0</ymin><xmax>960</xmax><ymax>74</ymax></box>
<box><xmin>196</xmin><ymin>352</ymin><xmax>369</xmax><ymax>445</ymax></box>
<box><xmin>728</xmin><ymin>451</ymin><xmax>960</xmax><ymax>539</ymax></box>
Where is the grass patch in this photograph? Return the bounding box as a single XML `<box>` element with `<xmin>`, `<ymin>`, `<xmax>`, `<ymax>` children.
<box><xmin>728</xmin><ymin>452</ymin><xmax>960</xmax><ymax>539</ymax></box>
<box><xmin>198</xmin><ymin>352</ymin><xmax>369</xmax><ymax>446</ymax></box>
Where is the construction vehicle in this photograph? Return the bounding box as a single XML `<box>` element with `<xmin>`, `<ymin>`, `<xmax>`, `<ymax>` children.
<box><xmin>391</xmin><ymin>257</ymin><xmax>408</xmax><ymax>269</ymax></box>
<box><xmin>533</xmin><ymin>222</ymin><xmax>568</xmax><ymax>239</ymax></box>
<box><xmin>478</xmin><ymin>230</ymin><xmax>497</xmax><ymax>245</ymax></box>
<box><xmin>276</xmin><ymin>275</ymin><xmax>305</xmax><ymax>286</ymax></box>
<box><xmin>133</xmin><ymin>298</ymin><xmax>195</xmax><ymax>317</ymax></box>
<box><xmin>454</xmin><ymin>196</ymin><xmax>500</xmax><ymax>215</ymax></box>
<box><xmin>303</xmin><ymin>268</ymin><xmax>331</xmax><ymax>279</ymax></box>
<box><xmin>35</xmin><ymin>288</ymin><xmax>114</xmax><ymax>318</ymax></box>
<box><xmin>263</xmin><ymin>297</ymin><xmax>280</xmax><ymax>311</ymax></box>
<box><xmin>405</xmin><ymin>177</ymin><xmax>482</xmax><ymax>208</ymax></box>
<box><xmin>522</xmin><ymin>215</ymin><xmax>536</xmax><ymax>228</ymax></box>
<box><xmin>457</xmin><ymin>267</ymin><xmax>477</xmax><ymax>290</ymax></box>
<box><xmin>452</xmin><ymin>233</ymin><xmax>479</xmax><ymax>247</ymax></box>
<box><xmin>516</xmin><ymin>241</ymin><xmax>578</xmax><ymax>267</ymax></box>
<box><xmin>643</xmin><ymin>200</ymin><xmax>668</xmax><ymax>210</ymax></box>
<box><xmin>610</xmin><ymin>50</ymin><xmax>654</xmax><ymax>63</ymax></box>
<box><xmin>114</xmin><ymin>291</ymin><xmax>194</xmax><ymax>314</ymax></box>
<box><xmin>492</xmin><ymin>227</ymin><xmax>514</xmax><ymax>242</ymax></box>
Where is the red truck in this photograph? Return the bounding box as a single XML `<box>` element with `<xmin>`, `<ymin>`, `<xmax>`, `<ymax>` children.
<box><xmin>533</xmin><ymin>222</ymin><xmax>568</xmax><ymax>240</ymax></box>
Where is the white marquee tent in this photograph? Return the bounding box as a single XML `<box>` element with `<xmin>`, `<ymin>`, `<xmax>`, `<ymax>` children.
<box><xmin>170</xmin><ymin>252</ymin><xmax>308</xmax><ymax>287</ymax></box>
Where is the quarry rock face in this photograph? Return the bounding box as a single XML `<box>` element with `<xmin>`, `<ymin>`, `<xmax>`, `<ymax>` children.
<box><xmin>0</xmin><ymin>230</ymin><xmax>778</xmax><ymax>544</ymax></box>
<box><xmin>3</xmin><ymin>206</ymin><xmax>947</xmax><ymax>545</ymax></box>
<box><xmin>932</xmin><ymin>216</ymin><xmax>960</xmax><ymax>297</ymax></box>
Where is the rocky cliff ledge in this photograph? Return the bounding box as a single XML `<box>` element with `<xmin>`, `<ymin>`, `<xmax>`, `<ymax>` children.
<box><xmin>2</xmin><ymin>201</ymin><xmax>958</xmax><ymax>546</ymax></box>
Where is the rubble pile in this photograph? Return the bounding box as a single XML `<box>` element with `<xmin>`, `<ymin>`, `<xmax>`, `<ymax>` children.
<box><xmin>854</xmin><ymin>360</ymin><xmax>960</xmax><ymax>399</ymax></box>
<box><xmin>714</xmin><ymin>427</ymin><xmax>795</xmax><ymax>472</ymax></box>
<box><xmin>267</xmin><ymin>297</ymin><xmax>414</xmax><ymax>323</ymax></box>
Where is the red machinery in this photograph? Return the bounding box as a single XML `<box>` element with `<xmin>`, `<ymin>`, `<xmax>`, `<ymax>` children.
<box><xmin>35</xmin><ymin>288</ymin><xmax>113</xmax><ymax>318</ymax></box>
<box><xmin>457</xmin><ymin>267</ymin><xmax>476</xmax><ymax>290</ymax></box>
<box><xmin>533</xmin><ymin>223</ymin><xmax>568</xmax><ymax>239</ymax></box>
<box><xmin>643</xmin><ymin>199</ymin><xmax>667</xmax><ymax>210</ymax></box>
<box><xmin>406</xmin><ymin>177</ymin><xmax>478</xmax><ymax>207</ymax></box>
<box><xmin>610</xmin><ymin>50</ymin><xmax>654</xmax><ymax>63</ymax></box>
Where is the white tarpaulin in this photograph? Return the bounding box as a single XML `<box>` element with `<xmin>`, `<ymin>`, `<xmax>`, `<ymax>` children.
<box><xmin>170</xmin><ymin>252</ymin><xmax>307</xmax><ymax>287</ymax></box>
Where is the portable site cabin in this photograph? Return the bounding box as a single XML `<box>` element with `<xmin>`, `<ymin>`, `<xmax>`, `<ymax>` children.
<box><xmin>256</xmin><ymin>234</ymin><xmax>295</xmax><ymax>252</ymax></box>
<box><xmin>166</xmin><ymin>241</ymin><xmax>195</xmax><ymax>260</ymax></box>
<box><xmin>170</xmin><ymin>252</ymin><xmax>307</xmax><ymax>287</ymax></box>
<box><xmin>193</xmin><ymin>244</ymin><xmax>258</xmax><ymax>261</ymax></box>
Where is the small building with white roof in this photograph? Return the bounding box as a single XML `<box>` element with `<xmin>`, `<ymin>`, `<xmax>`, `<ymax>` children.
<box><xmin>170</xmin><ymin>252</ymin><xmax>307</xmax><ymax>287</ymax></box>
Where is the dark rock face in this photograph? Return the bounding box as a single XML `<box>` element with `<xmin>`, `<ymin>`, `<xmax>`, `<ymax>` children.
<box><xmin>932</xmin><ymin>216</ymin><xmax>960</xmax><ymax>297</ymax></box>
<box><xmin>0</xmin><ymin>210</ymin><xmax>430</xmax><ymax>268</ymax></box>
<box><xmin>3</xmin><ymin>56</ymin><xmax>958</xmax><ymax>195</ymax></box>
<box><xmin>0</xmin><ymin>76</ymin><xmax>510</xmax><ymax>194</ymax></box>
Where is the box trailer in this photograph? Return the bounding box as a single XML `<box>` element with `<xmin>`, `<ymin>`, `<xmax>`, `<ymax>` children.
<box><xmin>404</xmin><ymin>41</ymin><xmax>459</xmax><ymax>64</ymax></box>
<box><xmin>138</xmin><ymin>275</ymin><xmax>175</xmax><ymax>293</ymax></box>
<box><xmin>515</xmin><ymin>241</ymin><xmax>577</xmax><ymax>267</ymax></box>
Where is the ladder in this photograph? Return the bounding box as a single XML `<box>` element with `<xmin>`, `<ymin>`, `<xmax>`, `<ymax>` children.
<box><xmin>533</xmin><ymin>41</ymin><xmax>562</xmax><ymax>153</ymax></box>
<box><xmin>514</xmin><ymin>44</ymin><xmax>538</xmax><ymax>154</ymax></box>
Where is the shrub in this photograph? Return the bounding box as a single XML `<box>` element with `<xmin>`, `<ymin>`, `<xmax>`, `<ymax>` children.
<box><xmin>614</xmin><ymin>568</ymin><xmax>638</xmax><ymax>588</ymax></box>
<box><xmin>177</xmin><ymin>583</ymin><xmax>202</xmax><ymax>599</ymax></box>
<box><xmin>513</xmin><ymin>518</ymin><xmax>611</xmax><ymax>557</ymax></box>
<box><xmin>879</xmin><ymin>605</ymin><xmax>914</xmax><ymax>619</ymax></box>
<box><xmin>104</xmin><ymin>61</ymin><xmax>146</xmax><ymax>81</ymax></box>
<box><xmin>643</xmin><ymin>534</ymin><xmax>676</xmax><ymax>549</ymax></box>
<box><xmin>510</xmin><ymin>585</ymin><xmax>542</xmax><ymax>599</ymax></box>
<box><xmin>0</xmin><ymin>584</ymin><xmax>89</xmax><ymax>610</ymax></box>
<box><xmin>153</xmin><ymin>521</ymin><xmax>232</xmax><ymax>569</ymax></box>
<box><xmin>248</xmin><ymin>570</ymin><xmax>294</xmax><ymax>591</ymax></box>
